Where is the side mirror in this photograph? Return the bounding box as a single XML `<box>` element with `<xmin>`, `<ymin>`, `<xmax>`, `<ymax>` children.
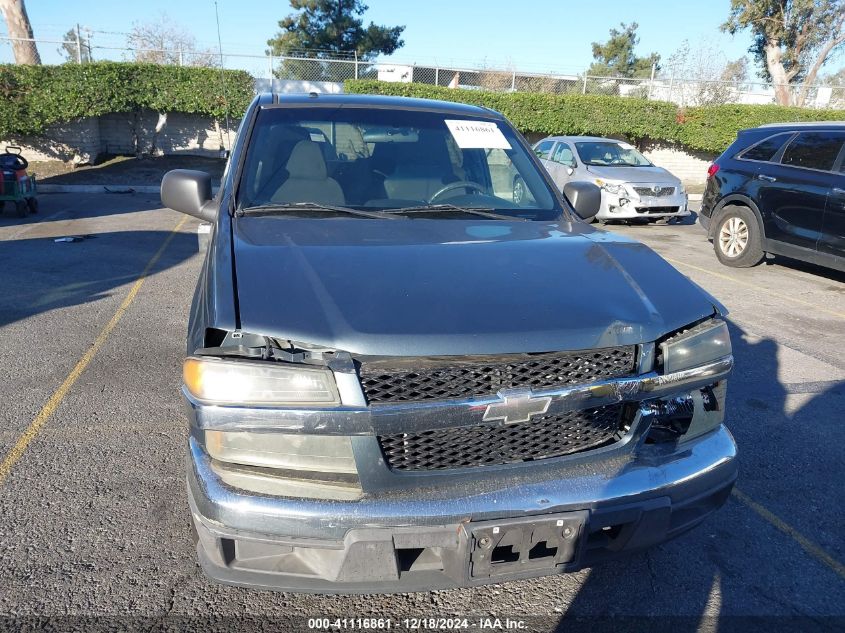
<box><xmin>563</xmin><ymin>181</ymin><xmax>601</xmax><ymax>221</ymax></box>
<box><xmin>161</xmin><ymin>170</ymin><xmax>217</xmax><ymax>221</ymax></box>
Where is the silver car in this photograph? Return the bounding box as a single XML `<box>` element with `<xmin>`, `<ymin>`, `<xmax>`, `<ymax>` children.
<box><xmin>527</xmin><ymin>136</ymin><xmax>690</xmax><ymax>223</ymax></box>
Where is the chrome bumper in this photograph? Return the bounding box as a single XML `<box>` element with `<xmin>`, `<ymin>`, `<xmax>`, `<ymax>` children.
<box><xmin>189</xmin><ymin>425</ymin><xmax>737</xmax><ymax>592</ymax></box>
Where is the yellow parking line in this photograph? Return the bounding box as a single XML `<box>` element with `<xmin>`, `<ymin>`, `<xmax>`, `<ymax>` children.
<box><xmin>664</xmin><ymin>257</ymin><xmax>845</xmax><ymax>320</ymax></box>
<box><xmin>0</xmin><ymin>215</ymin><xmax>189</xmax><ymax>486</ymax></box>
<box><xmin>732</xmin><ymin>488</ymin><xmax>845</xmax><ymax>580</ymax></box>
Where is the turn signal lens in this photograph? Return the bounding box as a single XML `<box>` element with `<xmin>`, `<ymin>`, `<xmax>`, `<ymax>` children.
<box><xmin>205</xmin><ymin>430</ymin><xmax>356</xmax><ymax>473</ymax></box>
<box><xmin>707</xmin><ymin>163</ymin><xmax>720</xmax><ymax>179</ymax></box>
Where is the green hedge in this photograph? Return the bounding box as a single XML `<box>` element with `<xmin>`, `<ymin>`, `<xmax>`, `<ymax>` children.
<box><xmin>345</xmin><ymin>79</ymin><xmax>845</xmax><ymax>154</ymax></box>
<box><xmin>344</xmin><ymin>80</ymin><xmax>680</xmax><ymax>145</ymax></box>
<box><xmin>0</xmin><ymin>62</ymin><xmax>255</xmax><ymax>137</ymax></box>
<box><xmin>677</xmin><ymin>104</ymin><xmax>845</xmax><ymax>153</ymax></box>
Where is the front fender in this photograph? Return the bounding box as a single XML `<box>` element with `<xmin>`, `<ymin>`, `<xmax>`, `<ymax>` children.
<box><xmin>708</xmin><ymin>194</ymin><xmax>765</xmax><ymax>240</ymax></box>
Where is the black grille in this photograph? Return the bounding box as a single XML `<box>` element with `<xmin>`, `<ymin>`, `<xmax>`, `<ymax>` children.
<box><xmin>378</xmin><ymin>405</ymin><xmax>625</xmax><ymax>471</ymax></box>
<box><xmin>358</xmin><ymin>347</ymin><xmax>636</xmax><ymax>404</ymax></box>
<box><xmin>636</xmin><ymin>206</ymin><xmax>680</xmax><ymax>214</ymax></box>
<box><xmin>633</xmin><ymin>186</ymin><xmax>675</xmax><ymax>197</ymax></box>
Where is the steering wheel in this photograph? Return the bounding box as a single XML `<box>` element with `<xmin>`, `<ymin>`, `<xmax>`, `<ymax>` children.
<box><xmin>429</xmin><ymin>181</ymin><xmax>486</xmax><ymax>204</ymax></box>
<box><xmin>1</xmin><ymin>153</ymin><xmax>27</xmax><ymax>170</ymax></box>
<box><xmin>610</xmin><ymin>158</ymin><xmax>626</xmax><ymax>165</ymax></box>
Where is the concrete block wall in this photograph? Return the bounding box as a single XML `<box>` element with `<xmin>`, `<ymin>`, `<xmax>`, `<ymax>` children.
<box><xmin>641</xmin><ymin>142</ymin><xmax>717</xmax><ymax>187</ymax></box>
<box><xmin>3</xmin><ymin>117</ymin><xmax>101</xmax><ymax>163</ymax></box>
<box><xmin>98</xmin><ymin>111</ymin><xmax>239</xmax><ymax>157</ymax></box>
<box><xmin>2</xmin><ymin>111</ymin><xmax>239</xmax><ymax>164</ymax></box>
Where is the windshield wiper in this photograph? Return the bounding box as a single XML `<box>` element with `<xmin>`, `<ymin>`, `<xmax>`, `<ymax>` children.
<box><xmin>385</xmin><ymin>203</ymin><xmax>527</xmax><ymax>221</ymax></box>
<box><xmin>238</xmin><ymin>202</ymin><xmax>399</xmax><ymax>220</ymax></box>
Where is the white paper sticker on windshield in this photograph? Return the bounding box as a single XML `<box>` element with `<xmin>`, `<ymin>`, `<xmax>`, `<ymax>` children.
<box><xmin>618</xmin><ymin>142</ymin><xmax>634</xmax><ymax>150</ymax></box>
<box><xmin>444</xmin><ymin>120</ymin><xmax>512</xmax><ymax>150</ymax></box>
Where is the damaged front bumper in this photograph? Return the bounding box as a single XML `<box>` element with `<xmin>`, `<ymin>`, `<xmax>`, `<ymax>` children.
<box><xmin>189</xmin><ymin>425</ymin><xmax>737</xmax><ymax>593</ymax></box>
<box><xmin>596</xmin><ymin>190</ymin><xmax>690</xmax><ymax>221</ymax></box>
<box><xmin>186</xmin><ymin>356</ymin><xmax>738</xmax><ymax>593</ymax></box>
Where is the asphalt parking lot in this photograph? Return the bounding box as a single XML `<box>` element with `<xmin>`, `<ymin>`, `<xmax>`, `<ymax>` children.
<box><xmin>0</xmin><ymin>193</ymin><xmax>843</xmax><ymax>631</ymax></box>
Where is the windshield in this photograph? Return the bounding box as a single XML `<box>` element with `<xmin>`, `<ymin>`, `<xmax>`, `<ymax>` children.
<box><xmin>237</xmin><ymin>105</ymin><xmax>560</xmax><ymax>220</ymax></box>
<box><xmin>574</xmin><ymin>141</ymin><xmax>652</xmax><ymax>167</ymax></box>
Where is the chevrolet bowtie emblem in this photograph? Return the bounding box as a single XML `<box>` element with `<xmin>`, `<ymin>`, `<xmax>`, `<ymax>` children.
<box><xmin>483</xmin><ymin>390</ymin><xmax>552</xmax><ymax>425</ymax></box>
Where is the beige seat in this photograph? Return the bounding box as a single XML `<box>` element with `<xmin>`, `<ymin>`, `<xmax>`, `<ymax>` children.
<box><xmin>271</xmin><ymin>140</ymin><xmax>345</xmax><ymax>205</ymax></box>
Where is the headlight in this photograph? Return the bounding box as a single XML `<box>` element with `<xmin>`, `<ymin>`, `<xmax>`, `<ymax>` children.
<box><xmin>205</xmin><ymin>430</ymin><xmax>356</xmax><ymax>473</ymax></box>
<box><xmin>594</xmin><ymin>179</ymin><xmax>625</xmax><ymax>195</ymax></box>
<box><xmin>659</xmin><ymin>319</ymin><xmax>731</xmax><ymax>374</ymax></box>
<box><xmin>183</xmin><ymin>357</ymin><xmax>340</xmax><ymax>406</ymax></box>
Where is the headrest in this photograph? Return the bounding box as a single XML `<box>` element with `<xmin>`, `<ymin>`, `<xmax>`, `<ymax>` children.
<box><xmin>286</xmin><ymin>140</ymin><xmax>327</xmax><ymax>180</ymax></box>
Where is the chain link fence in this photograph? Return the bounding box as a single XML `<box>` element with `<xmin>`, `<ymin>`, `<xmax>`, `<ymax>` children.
<box><xmin>269</xmin><ymin>55</ymin><xmax>845</xmax><ymax>109</ymax></box>
<box><xmin>2</xmin><ymin>35</ymin><xmax>843</xmax><ymax>109</ymax></box>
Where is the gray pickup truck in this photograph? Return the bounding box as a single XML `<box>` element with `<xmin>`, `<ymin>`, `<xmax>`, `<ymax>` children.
<box><xmin>161</xmin><ymin>93</ymin><xmax>737</xmax><ymax>593</ymax></box>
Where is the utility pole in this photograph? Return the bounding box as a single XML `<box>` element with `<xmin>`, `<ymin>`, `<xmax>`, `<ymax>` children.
<box><xmin>75</xmin><ymin>23</ymin><xmax>82</xmax><ymax>63</ymax></box>
<box><xmin>647</xmin><ymin>62</ymin><xmax>656</xmax><ymax>100</ymax></box>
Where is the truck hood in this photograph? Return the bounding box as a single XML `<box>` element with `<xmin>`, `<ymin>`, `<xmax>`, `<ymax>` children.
<box><xmin>232</xmin><ymin>217</ymin><xmax>717</xmax><ymax>356</ymax></box>
<box><xmin>586</xmin><ymin>165</ymin><xmax>680</xmax><ymax>185</ymax></box>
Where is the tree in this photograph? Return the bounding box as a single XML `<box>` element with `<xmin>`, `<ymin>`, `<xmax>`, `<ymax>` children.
<box><xmin>722</xmin><ymin>0</ymin><xmax>845</xmax><ymax>106</ymax></box>
<box><xmin>267</xmin><ymin>0</ymin><xmax>404</xmax><ymax>80</ymax></box>
<box><xmin>721</xmin><ymin>58</ymin><xmax>749</xmax><ymax>82</ymax></box>
<box><xmin>58</xmin><ymin>28</ymin><xmax>93</xmax><ymax>63</ymax></box>
<box><xmin>127</xmin><ymin>13</ymin><xmax>216</xmax><ymax>67</ymax></box>
<box><xmin>663</xmin><ymin>39</ymin><xmax>749</xmax><ymax>105</ymax></box>
<box><xmin>588</xmin><ymin>22</ymin><xmax>659</xmax><ymax>78</ymax></box>
<box><xmin>0</xmin><ymin>0</ymin><xmax>40</xmax><ymax>64</ymax></box>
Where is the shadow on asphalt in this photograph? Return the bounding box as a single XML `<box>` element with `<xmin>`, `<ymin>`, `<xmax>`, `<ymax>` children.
<box><xmin>0</xmin><ymin>228</ymin><xmax>197</xmax><ymax>329</ymax></box>
<box><xmin>555</xmin><ymin>322</ymin><xmax>844</xmax><ymax>628</ymax></box>
<box><xmin>762</xmin><ymin>255</ymin><xmax>845</xmax><ymax>283</ymax></box>
<box><xmin>601</xmin><ymin>211</ymin><xmax>700</xmax><ymax>228</ymax></box>
<box><xmin>0</xmin><ymin>192</ymin><xmax>166</xmax><ymax>228</ymax></box>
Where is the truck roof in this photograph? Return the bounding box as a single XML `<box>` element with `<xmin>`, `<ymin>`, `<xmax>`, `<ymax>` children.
<box><xmin>255</xmin><ymin>92</ymin><xmax>502</xmax><ymax>118</ymax></box>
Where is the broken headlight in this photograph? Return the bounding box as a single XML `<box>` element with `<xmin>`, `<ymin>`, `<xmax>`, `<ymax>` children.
<box><xmin>183</xmin><ymin>356</ymin><xmax>340</xmax><ymax>406</ymax></box>
<box><xmin>646</xmin><ymin>319</ymin><xmax>732</xmax><ymax>443</ymax></box>
<box><xmin>659</xmin><ymin>319</ymin><xmax>731</xmax><ymax>374</ymax></box>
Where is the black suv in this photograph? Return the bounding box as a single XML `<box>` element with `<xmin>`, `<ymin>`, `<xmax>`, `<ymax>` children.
<box><xmin>699</xmin><ymin>123</ymin><xmax>845</xmax><ymax>272</ymax></box>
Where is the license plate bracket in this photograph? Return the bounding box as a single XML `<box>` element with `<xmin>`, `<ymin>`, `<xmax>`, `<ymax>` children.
<box><xmin>468</xmin><ymin>512</ymin><xmax>587</xmax><ymax>578</ymax></box>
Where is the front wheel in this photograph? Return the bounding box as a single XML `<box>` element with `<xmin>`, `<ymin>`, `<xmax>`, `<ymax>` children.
<box><xmin>713</xmin><ymin>206</ymin><xmax>764</xmax><ymax>267</ymax></box>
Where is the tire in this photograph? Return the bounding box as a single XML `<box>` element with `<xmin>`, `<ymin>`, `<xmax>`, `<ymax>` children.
<box><xmin>27</xmin><ymin>197</ymin><xmax>38</xmax><ymax>214</ymax></box>
<box><xmin>713</xmin><ymin>205</ymin><xmax>764</xmax><ymax>267</ymax></box>
<box><xmin>512</xmin><ymin>176</ymin><xmax>526</xmax><ymax>205</ymax></box>
<box><xmin>14</xmin><ymin>200</ymin><xmax>27</xmax><ymax>218</ymax></box>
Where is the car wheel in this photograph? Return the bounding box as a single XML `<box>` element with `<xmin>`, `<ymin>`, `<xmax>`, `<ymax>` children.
<box><xmin>14</xmin><ymin>200</ymin><xmax>28</xmax><ymax>218</ymax></box>
<box><xmin>512</xmin><ymin>176</ymin><xmax>526</xmax><ymax>205</ymax></box>
<box><xmin>27</xmin><ymin>197</ymin><xmax>38</xmax><ymax>214</ymax></box>
<box><xmin>714</xmin><ymin>205</ymin><xmax>764</xmax><ymax>267</ymax></box>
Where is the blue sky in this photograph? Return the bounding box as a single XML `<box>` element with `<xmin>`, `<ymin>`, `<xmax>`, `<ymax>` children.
<box><xmin>1</xmin><ymin>0</ymin><xmax>760</xmax><ymax>76</ymax></box>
